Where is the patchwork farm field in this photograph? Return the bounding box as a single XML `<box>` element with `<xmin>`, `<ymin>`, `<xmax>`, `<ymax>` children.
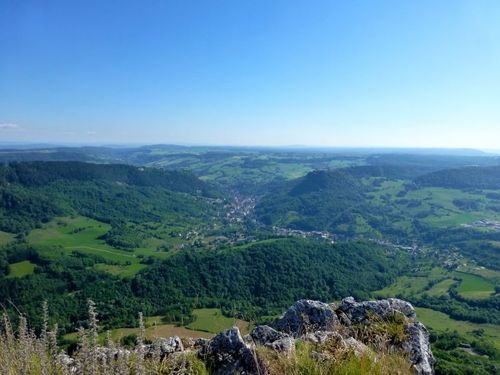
<box><xmin>375</xmin><ymin>266</ymin><xmax>498</xmax><ymax>301</ymax></box>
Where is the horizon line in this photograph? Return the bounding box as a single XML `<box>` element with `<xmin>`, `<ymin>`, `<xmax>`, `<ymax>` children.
<box><xmin>0</xmin><ymin>142</ymin><xmax>499</xmax><ymax>154</ymax></box>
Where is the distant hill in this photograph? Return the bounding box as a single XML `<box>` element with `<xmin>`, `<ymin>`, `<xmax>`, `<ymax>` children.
<box><xmin>415</xmin><ymin>165</ymin><xmax>500</xmax><ymax>189</ymax></box>
<box><xmin>0</xmin><ymin>161</ymin><xmax>218</xmax><ymax>197</ymax></box>
<box><xmin>255</xmin><ymin>169</ymin><xmax>368</xmax><ymax>232</ymax></box>
<box><xmin>367</xmin><ymin>153</ymin><xmax>500</xmax><ymax>170</ymax></box>
<box><xmin>2</xmin><ymin>145</ymin><xmax>500</xmax><ymax>193</ymax></box>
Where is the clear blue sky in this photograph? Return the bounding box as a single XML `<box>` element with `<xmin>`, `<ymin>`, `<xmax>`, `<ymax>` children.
<box><xmin>1</xmin><ymin>0</ymin><xmax>499</xmax><ymax>148</ymax></box>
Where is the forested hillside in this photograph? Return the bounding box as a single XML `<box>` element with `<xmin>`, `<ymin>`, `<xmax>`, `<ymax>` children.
<box><xmin>0</xmin><ymin>238</ymin><xmax>406</xmax><ymax>333</ymax></box>
<box><xmin>0</xmin><ymin>161</ymin><xmax>218</xmax><ymax>196</ymax></box>
<box><xmin>0</xmin><ymin>161</ymin><xmax>219</xmax><ymax>233</ymax></box>
<box><xmin>256</xmin><ymin>170</ymin><xmax>367</xmax><ymax>232</ymax></box>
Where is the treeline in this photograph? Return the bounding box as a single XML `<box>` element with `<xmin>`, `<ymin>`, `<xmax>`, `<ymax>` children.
<box><xmin>0</xmin><ymin>238</ymin><xmax>408</xmax><ymax>333</ymax></box>
<box><xmin>132</xmin><ymin>238</ymin><xmax>407</xmax><ymax>318</ymax></box>
<box><xmin>367</xmin><ymin>153</ymin><xmax>500</xmax><ymax>172</ymax></box>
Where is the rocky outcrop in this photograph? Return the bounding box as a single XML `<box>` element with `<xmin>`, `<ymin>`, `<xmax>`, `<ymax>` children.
<box><xmin>57</xmin><ymin>298</ymin><xmax>434</xmax><ymax>375</ymax></box>
<box><xmin>151</xmin><ymin>336</ymin><xmax>184</xmax><ymax>356</ymax></box>
<box><xmin>337</xmin><ymin>296</ymin><xmax>416</xmax><ymax>323</ymax></box>
<box><xmin>194</xmin><ymin>297</ymin><xmax>434</xmax><ymax>375</ymax></box>
<box><xmin>250</xmin><ymin>325</ymin><xmax>295</xmax><ymax>357</ymax></box>
<box><xmin>403</xmin><ymin>322</ymin><xmax>435</xmax><ymax>375</ymax></box>
<box><xmin>271</xmin><ymin>299</ymin><xmax>340</xmax><ymax>337</ymax></box>
<box><xmin>344</xmin><ymin>337</ymin><xmax>372</xmax><ymax>357</ymax></box>
<box><xmin>201</xmin><ymin>327</ymin><xmax>259</xmax><ymax>375</ymax></box>
<box><xmin>337</xmin><ymin>296</ymin><xmax>434</xmax><ymax>374</ymax></box>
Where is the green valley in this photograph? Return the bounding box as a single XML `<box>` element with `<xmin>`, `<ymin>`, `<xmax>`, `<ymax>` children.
<box><xmin>1</xmin><ymin>150</ymin><xmax>499</xmax><ymax>373</ymax></box>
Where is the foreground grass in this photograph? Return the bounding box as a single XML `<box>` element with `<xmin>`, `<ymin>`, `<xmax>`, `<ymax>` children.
<box><xmin>258</xmin><ymin>340</ymin><xmax>413</xmax><ymax>375</ymax></box>
<box><xmin>2</xmin><ymin>302</ymin><xmax>210</xmax><ymax>375</ymax></box>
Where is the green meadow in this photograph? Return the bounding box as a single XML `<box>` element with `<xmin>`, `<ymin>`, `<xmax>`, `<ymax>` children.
<box><xmin>374</xmin><ymin>275</ymin><xmax>430</xmax><ymax>298</ymax></box>
<box><xmin>7</xmin><ymin>260</ymin><xmax>36</xmax><ymax>278</ymax></box>
<box><xmin>426</xmin><ymin>279</ymin><xmax>457</xmax><ymax>297</ymax></box>
<box><xmin>454</xmin><ymin>271</ymin><xmax>496</xmax><ymax>300</ymax></box>
<box><xmin>416</xmin><ymin>307</ymin><xmax>500</xmax><ymax>349</ymax></box>
<box><xmin>186</xmin><ymin>308</ymin><xmax>238</xmax><ymax>334</ymax></box>
<box><xmin>375</xmin><ymin>267</ymin><xmax>498</xmax><ymax>302</ymax></box>
<box><xmin>374</xmin><ymin>268</ymin><xmax>449</xmax><ymax>299</ymax></box>
<box><xmin>27</xmin><ymin>216</ymin><xmax>170</xmax><ymax>277</ymax></box>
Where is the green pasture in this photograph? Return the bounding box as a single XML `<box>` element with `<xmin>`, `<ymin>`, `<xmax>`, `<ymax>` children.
<box><xmin>454</xmin><ymin>272</ymin><xmax>496</xmax><ymax>300</ymax></box>
<box><xmin>456</xmin><ymin>264</ymin><xmax>500</xmax><ymax>283</ymax></box>
<box><xmin>374</xmin><ymin>276</ymin><xmax>430</xmax><ymax>298</ymax></box>
<box><xmin>65</xmin><ymin>309</ymin><xmax>250</xmax><ymax>343</ymax></box>
<box><xmin>6</xmin><ymin>260</ymin><xmax>36</xmax><ymax>278</ymax></box>
<box><xmin>416</xmin><ymin>307</ymin><xmax>500</xmax><ymax>349</ymax></box>
<box><xmin>374</xmin><ymin>268</ymin><xmax>448</xmax><ymax>298</ymax></box>
<box><xmin>186</xmin><ymin>308</ymin><xmax>237</xmax><ymax>334</ymax></box>
<box><xmin>426</xmin><ymin>279</ymin><xmax>457</xmax><ymax>297</ymax></box>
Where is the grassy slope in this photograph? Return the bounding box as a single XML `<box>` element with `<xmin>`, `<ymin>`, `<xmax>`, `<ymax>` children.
<box><xmin>374</xmin><ymin>268</ymin><xmax>449</xmax><ymax>298</ymax></box>
<box><xmin>426</xmin><ymin>279</ymin><xmax>457</xmax><ymax>297</ymax></box>
<box><xmin>375</xmin><ymin>268</ymin><xmax>495</xmax><ymax>299</ymax></box>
